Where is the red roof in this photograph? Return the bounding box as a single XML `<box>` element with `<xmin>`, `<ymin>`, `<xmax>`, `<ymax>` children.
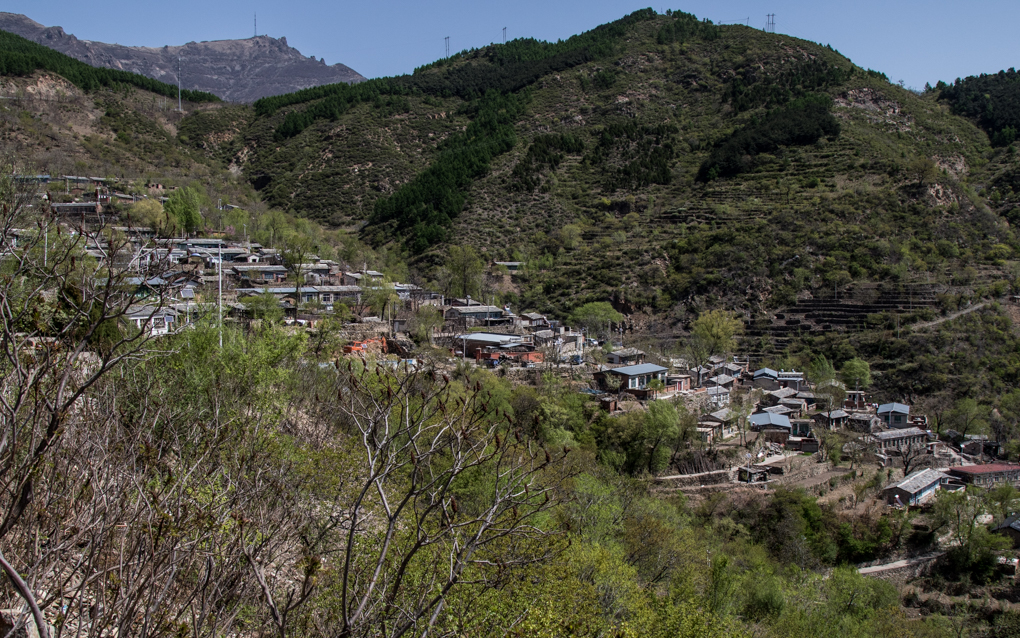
<box><xmin>948</xmin><ymin>464</ymin><xmax>1020</xmax><ymax>475</ymax></box>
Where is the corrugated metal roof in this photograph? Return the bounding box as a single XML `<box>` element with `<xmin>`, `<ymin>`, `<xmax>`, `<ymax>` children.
<box><xmin>749</xmin><ymin>412</ymin><xmax>791</xmax><ymax>428</ymax></box>
<box><xmin>873</xmin><ymin>427</ymin><xmax>926</xmax><ymax>440</ymax></box>
<box><xmin>878</xmin><ymin>402</ymin><xmax>910</xmax><ymax>415</ymax></box>
<box><xmin>889</xmin><ymin>469</ymin><xmax>946</xmax><ymax>494</ymax></box>
<box><xmin>607</xmin><ymin>363</ymin><xmax>667</xmax><ymax>376</ymax></box>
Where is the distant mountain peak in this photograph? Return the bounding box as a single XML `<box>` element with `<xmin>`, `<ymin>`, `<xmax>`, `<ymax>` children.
<box><xmin>0</xmin><ymin>12</ymin><xmax>365</xmax><ymax>102</ymax></box>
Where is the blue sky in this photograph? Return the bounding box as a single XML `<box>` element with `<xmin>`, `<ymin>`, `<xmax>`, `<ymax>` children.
<box><xmin>7</xmin><ymin>0</ymin><xmax>1018</xmax><ymax>88</ymax></box>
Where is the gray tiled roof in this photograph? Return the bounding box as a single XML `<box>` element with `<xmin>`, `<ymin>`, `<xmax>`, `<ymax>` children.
<box><xmin>890</xmin><ymin>469</ymin><xmax>946</xmax><ymax>494</ymax></box>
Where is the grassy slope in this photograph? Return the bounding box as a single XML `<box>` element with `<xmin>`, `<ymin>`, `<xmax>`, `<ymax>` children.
<box><xmin>0</xmin><ymin>72</ymin><xmax>228</xmax><ymax>186</ymax></box>
<box><xmin>212</xmin><ymin>16</ymin><xmax>1015</xmax><ymax>315</ymax></box>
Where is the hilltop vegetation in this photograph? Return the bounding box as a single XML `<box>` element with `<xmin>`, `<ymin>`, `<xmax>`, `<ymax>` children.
<box><xmin>0</xmin><ymin>29</ymin><xmax>218</xmax><ymax>102</ymax></box>
<box><xmin>171</xmin><ymin>9</ymin><xmax>1015</xmax><ymax>328</ymax></box>
<box><xmin>939</xmin><ymin>68</ymin><xmax>1020</xmax><ymax>147</ymax></box>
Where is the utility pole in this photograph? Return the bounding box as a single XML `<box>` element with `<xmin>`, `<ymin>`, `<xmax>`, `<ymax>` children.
<box><xmin>218</xmin><ymin>241</ymin><xmax>223</xmax><ymax>348</ymax></box>
<box><xmin>445</xmin><ymin>36</ymin><xmax>450</xmax><ymax>59</ymax></box>
<box><xmin>254</xmin><ymin>12</ymin><xmax>257</xmax><ymax>37</ymax></box>
<box><xmin>177</xmin><ymin>57</ymin><xmax>182</xmax><ymax>112</ymax></box>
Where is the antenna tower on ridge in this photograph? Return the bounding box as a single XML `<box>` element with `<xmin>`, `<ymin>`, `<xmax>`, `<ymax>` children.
<box><xmin>503</xmin><ymin>27</ymin><xmax>507</xmax><ymax>44</ymax></box>
<box><xmin>445</xmin><ymin>36</ymin><xmax>450</xmax><ymax>59</ymax></box>
<box><xmin>255</xmin><ymin>13</ymin><xmax>257</xmax><ymax>37</ymax></box>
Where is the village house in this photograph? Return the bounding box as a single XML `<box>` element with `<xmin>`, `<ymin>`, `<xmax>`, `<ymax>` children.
<box><xmin>763</xmin><ymin>387</ymin><xmax>799</xmax><ymax>407</ymax></box>
<box><xmin>777</xmin><ymin>369</ymin><xmax>807</xmax><ymax>391</ymax></box>
<box><xmin>125</xmin><ymin>305</ymin><xmax>177</xmax><ymax>337</ymax></box>
<box><xmin>596</xmin><ymin>363</ymin><xmax>675</xmax><ymax>399</ymax></box>
<box><xmin>719</xmin><ymin>362</ymin><xmax>747</xmax><ymax>378</ymax></box>
<box><xmin>666</xmin><ymin>374</ymin><xmax>693</xmax><ymax>392</ymax></box>
<box><xmin>493</xmin><ymin>261</ymin><xmax>524</xmax><ymax>273</ymax></box>
<box><xmin>752</xmin><ymin>367</ymin><xmax>780</xmax><ymax>390</ymax></box>
<box><xmin>444</xmin><ymin>305</ymin><xmax>507</xmax><ymax>324</ymax></box>
<box><xmin>878</xmin><ymin>402</ymin><xmax>911</xmax><ymax>428</ymax></box>
<box><xmin>847</xmin><ymin>412</ymin><xmax>882</xmax><ymax>433</ymax></box>
<box><xmin>605</xmin><ymin>348</ymin><xmax>646</xmax><ymax>365</ymax></box>
<box><xmin>704</xmin><ymin>385</ymin><xmax>731</xmax><ymax>407</ymax></box>
<box><xmin>517</xmin><ymin>312</ymin><xmax>550</xmax><ymax>330</ymax></box>
<box><xmin>844</xmin><ymin>389</ymin><xmax>868</xmax><ymax>410</ymax></box>
<box><xmin>813</xmin><ymin>409</ymin><xmax>850</xmax><ymax>430</ymax></box>
<box><xmin>947</xmin><ymin>464</ymin><xmax>1020</xmax><ymax>487</ymax></box>
<box><xmin>750</xmin><ymin>411</ymin><xmax>812</xmax><ymax>437</ymax></box>
<box><xmin>453</xmin><ymin>333</ymin><xmax>538</xmax><ymax>362</ymax></box>
<box><xmin>883</xmin><ymin>469</ymin><xmax>949</xmax><ymax>506</ymax></box>
<box><xmin>700</xmin><ymin>408</ymin><xmax>739</xmax><ymax>440</ymax></box>
<box><xmin>866</xmin><ymin>427</ymin><xmax>929</xmax><ymax>452</ymax></box>
<box><xmin>230</xmin><ymin>264</ymin><xmax>288</xmax><ymax>284</ymax></box>
<box><xmin>993</xmin><ymin>516</ymin><xmax>1020</xmax><ymax>548</ymax></box>
<box><xmin>704</xmin><ymin>374</ymin><xmax>737</xmax><ymax>390</ymax></box>
<box><xmin>343</xmin><ymin>270</ymin><xmax>385</xmax><ymax>286</ymax></box>
<box><xmin>299</xmin><ymin>285</ymin><xmax>363</xmax><ymax>306</ymax></box>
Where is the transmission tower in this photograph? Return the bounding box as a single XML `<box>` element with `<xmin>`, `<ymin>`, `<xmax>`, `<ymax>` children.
<box><xmin>765</xmin><ymin>14</ymin><xmax>775</xmax><ymax>33</ymax></box>
<box><xmin>502</xmin><ymin>27</ymin><xmax>507</xmax><ymax>44</ymax></box>
<box><xmin>445</xmin><ymin>36</ymin><xmax>450</xmax><ymax>59</ymax></box>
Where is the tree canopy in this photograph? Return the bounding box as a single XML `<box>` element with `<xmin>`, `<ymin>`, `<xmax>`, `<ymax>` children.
<box><xmin>163</xmin><ymin>187</ymin><xmax>203</xmax><ymax>234</ymax></box>
<box><xmin>570</xmin><ymin>302</ymin><xmax>624</xmax><ymax>338</ymax></box>
<box><xmin>691</xmin><ymin>309</ymin><xmax>743</xmax><ymax>355</ymax></box>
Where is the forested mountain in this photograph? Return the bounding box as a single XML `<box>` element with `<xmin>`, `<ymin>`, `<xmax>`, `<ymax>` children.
<box><xmin>7</xmin><ymin>11</ymin><xmax>1020</xmax><ymax>638</ymax></box>
<box><xmin>0</xmin><ymin>12</ymin><xmax>365</xmax><ymax>102</ymax></box>
<box><xmin>172</xmin><ymin>10</ymin><xmax>1016</xmax><ymax>320</ymax></box>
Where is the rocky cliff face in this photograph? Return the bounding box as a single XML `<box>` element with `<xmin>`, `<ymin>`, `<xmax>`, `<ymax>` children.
<box><xmin>0</xmin><ymin>12</ymin><xmax>365</xmax><ymax>103</ymax></box>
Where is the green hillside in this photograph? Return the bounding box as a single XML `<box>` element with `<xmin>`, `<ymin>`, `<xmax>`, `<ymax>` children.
<box><xmin>191</xmin><ymin>10</ymin><xmax>1016</xmax><ymax>319</ymax></box>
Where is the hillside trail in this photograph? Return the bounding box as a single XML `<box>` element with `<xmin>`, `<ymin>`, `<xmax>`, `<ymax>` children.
<box><xmin>857</xmin><ymin>551</ymin><xmax>944</xmax><ymax>574</ymax></box>
<box><xmin>909</xmin><ymin>301</ymin><xmax>987</xmax><ymax>331</ymax></box>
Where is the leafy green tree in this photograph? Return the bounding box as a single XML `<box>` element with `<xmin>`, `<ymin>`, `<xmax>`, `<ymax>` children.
<box><xmin>931</xmin><ymin>487</ymin><xmax>1012</xmax><ymax>581</ymax></box>
<box><xmin>246</xmin><ymin>292</ymin><xmax>283</xmax><ymax>324</ymax></box>
<box><xmin>447</xmin><ymin>245</ymin><xmax>485</xmax><ymax>299</ymax></box>
<box><xmin>947</xmin><ymin>398</ymin><xmax>988</xmax><ymax>438</ymax></box>
<box><xmin>163</xmin><ymin>187</ymin><xmax>203</xmax><ymax>234</ymax></box>
<box><xmin>409</xmin><ymin>306</ymin><xmax>443</xmax><ymax>346</ymax></box>
<box><xmin>691</xmin><ymin>309</ymin><xmax>743</xmax><ymax>355</ymax></box>
<box><xmin>807</xmin><ymin>355</ymin><xmax>838</xmax><ymax>385</ymax></box>
<box><xmin>840</xmin><ymin>357</ymin><xmax>872</xmax><ymax>390</ymax></box>
<box><xmin>570</xmin><ymin>302</ymin><xmax>624</xmax><ymax>340</ymax></box>
<box><xmin>126</xmin><ymin>198</ymin><xmax>167</xmax><ymax>230</ymax></box>
<box><xmin>644</xmin><ymin>400</ymin><xmax>679</xmax><ymax>473</ymax></box>
<box><xmin>907</xmin><ymin>156</ymin><xmax>939</xmax><ymax>185</ymax></box>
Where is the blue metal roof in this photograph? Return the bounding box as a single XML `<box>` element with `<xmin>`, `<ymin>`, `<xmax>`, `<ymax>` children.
<box><xmin>749</xmin><ymin>412</ymin><xmax>792</xmax><ymax>428</ymax></box>
<box><xmin>878</xmin><ymin>402</ymin><xmax>910</xmax><ymax>415</ymax></box>
<box><xmin>607</xmin><ymin>363</ymin><xmax>667</xmax><ymax>376</ymax></box>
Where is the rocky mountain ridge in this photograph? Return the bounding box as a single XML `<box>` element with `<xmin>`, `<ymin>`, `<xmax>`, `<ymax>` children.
<box><xmin>0</xmin><ymin>12</ymin><xmax>365</xmax><ymax>103</ymax></box>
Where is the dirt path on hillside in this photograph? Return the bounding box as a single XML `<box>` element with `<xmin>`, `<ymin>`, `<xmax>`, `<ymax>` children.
<box><xmin>910</xmin><ymin>302</ymin><xmax>987</xmax><ymax>331</ymax></box>
<box><xmin>858</xmin><ymin>551</ymin><xmax>943</xmax><ymax>574</ymax></box>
